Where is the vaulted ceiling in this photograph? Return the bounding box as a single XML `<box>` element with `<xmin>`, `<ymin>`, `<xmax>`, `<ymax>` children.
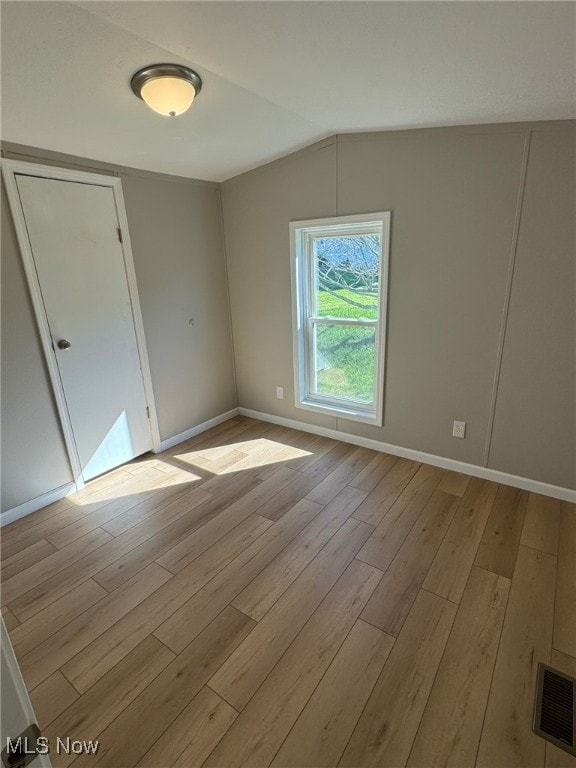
<box><xmin>1</xmin><ymin>1</ymin><xmax>574</xmax><ymax>181</ymax></box>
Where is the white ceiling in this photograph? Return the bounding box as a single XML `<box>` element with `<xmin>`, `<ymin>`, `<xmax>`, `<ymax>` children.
<box><xmin>1</xmin><ymin>1</ymin><xmax>574</xmax><ymax>182</ymax></box>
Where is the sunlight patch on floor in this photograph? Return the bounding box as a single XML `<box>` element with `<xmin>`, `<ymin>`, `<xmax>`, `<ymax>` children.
<box><xmin>175</xmin><ymin>438</ymin><xmax>312</xmax><ymax>475</ymax></box>
<box><xmin>76</xmin><ymin>464</ymin><xmax>203</xmax><ymax>504</ymax></box>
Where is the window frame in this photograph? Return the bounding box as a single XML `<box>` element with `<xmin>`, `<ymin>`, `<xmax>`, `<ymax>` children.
<box><xmin>290</xmin><ymin>211</ymin><xmax>390</xmax><ymax>425</ymax></box>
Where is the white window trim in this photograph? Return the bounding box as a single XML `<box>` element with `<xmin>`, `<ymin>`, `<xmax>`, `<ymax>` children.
<box><xmin>290</xmin><ymin>211</ymin><xmax>390</xmax><ymax>426</ymax></box>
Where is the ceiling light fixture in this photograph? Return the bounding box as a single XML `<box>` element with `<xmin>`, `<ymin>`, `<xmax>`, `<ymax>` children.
<box><xmin>131</xmin><ymin>63</ymin><xmax>202</xmax><ymax>117</ymax></box>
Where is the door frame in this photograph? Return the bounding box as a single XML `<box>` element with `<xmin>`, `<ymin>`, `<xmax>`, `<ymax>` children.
<box><xmin>1</xmin><ymin>617</ymin><xmax>52</xmax><ymax>768</ymax></box>
<box><xmin>2</xmin><ymin>159</ymin><xmax>162</xmax><ymax>491</ymax></box>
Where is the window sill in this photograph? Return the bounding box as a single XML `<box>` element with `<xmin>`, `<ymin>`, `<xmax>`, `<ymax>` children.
<box><xmin>296</xmin><ymin>397</ymin><xmax>383</xmax><ymax>426</ymax></box>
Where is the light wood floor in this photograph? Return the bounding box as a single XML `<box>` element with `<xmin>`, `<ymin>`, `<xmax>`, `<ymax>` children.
<box><xmin>1</xmin><ymin>416</ymin><xmax>574</xmax><ymax>768</ymax></box>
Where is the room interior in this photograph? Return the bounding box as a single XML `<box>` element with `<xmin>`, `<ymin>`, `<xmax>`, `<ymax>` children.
<box><xmin>1</xmin><ymin>2</ymin><xmax>575</xmax><ymax>767</ymax></box>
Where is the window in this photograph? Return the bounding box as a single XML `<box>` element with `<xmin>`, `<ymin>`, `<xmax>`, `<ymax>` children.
<box><xmin>290</xmin><ymin>212</ymin><xmax>390</xmax><ymax>424</ymax></box>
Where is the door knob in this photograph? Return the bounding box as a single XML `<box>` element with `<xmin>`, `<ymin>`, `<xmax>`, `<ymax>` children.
<box><xmin>57</xmin><ymin>339</ymin><xmax>72</xmax><ymax>350</ymax></box>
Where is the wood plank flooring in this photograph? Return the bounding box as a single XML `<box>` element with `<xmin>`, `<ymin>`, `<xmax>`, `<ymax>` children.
<box><xmin>1</xmin><ymin>415</ymin><xmax>574</xmax><ymax>768</ymax></box>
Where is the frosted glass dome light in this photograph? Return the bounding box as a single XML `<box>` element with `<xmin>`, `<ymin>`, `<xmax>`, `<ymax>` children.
<box><xmin>131</xmin><ymin>64</ymin><xmax>202</xmax><ymax>118</ymax></box>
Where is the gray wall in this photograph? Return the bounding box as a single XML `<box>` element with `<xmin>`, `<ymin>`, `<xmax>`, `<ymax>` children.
<box><xmin>488</xmin><ymin>128</ymin><xmax>575</xmax><ymax>487</ymax></box>
<box><xmin>222</xmin><ymin>122</ymin><xmax>576</xmax><ymax>490</ymax></box>
<box><xmin>2</xmin><ymin>121</ymin><xmax>574</xmax><ymax>514</ymax></box>
<box><xmin>120</xmin><ymin>174</ymin><xmax>236</xmax><ymax>440</ymax></box>
<box><xmin>222</xmin><ymin>140</ymin><xmax>337</xmax><ymax>431</ymax></box>
<box><xmin>1</xmin><ymin>145</ymin><xmax>236</xmax><ymax>513</ymax></box>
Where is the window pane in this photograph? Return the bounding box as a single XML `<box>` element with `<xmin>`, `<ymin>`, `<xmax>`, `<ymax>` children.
<box><xmin>313</xmin><ymin>234</ymin><xmax>380</xmax><ymax>320</ymax></box>
<box><xmin>313</xmin><ymin>323</ymin><xmax>375</xmax><ymax>404</ymax></box>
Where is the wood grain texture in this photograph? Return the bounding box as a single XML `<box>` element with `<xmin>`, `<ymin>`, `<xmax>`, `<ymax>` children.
<box><xmin>521</xmin><ymin>493</ymin><xmax>561</xmax><ymax>555</ymax></box>
<box><xmin>1</xmin><ymin>506</ymin><xmax>95</xmax><ymax>560</ymax></box>
<box><xmin>475</xmin><ymin>485</ymin><xmax>527</xmax><ymax>579</ymax></box>
<box><xmin>9</xmin><ymin>578</ymin><xmax>107</xmax><ymax>657</ymax></box>
<box><xmin>232</xmin><ymin>485</ymin><xmax>367</xmax><ymax>621</ymax></box>
<box><xmin>48</xmin><ymin>476</ymin><xmax>207</xmax><ymax>549</ymax></box>
<box><xmin>7</xmin><ymin>492</ymin><xmax>208</xmax><ymax>621</ymax></box>
<box><xmin>424</xmin><ymin>478</ymin><xmax>498</xmax><ymax>603</ymax></box>
<box><xmin>550</xmin><ymin>649</ymin><xmax>576</xmax><ymax>677</ymax></box>
<box><xmin>357</xmin><ymin>463</ymin><xmax>445</xmax><ymax>572</ymax></box>
<box><xmin>341</xmin><ymin>589</ymin><xmax>457</xmax><ymax>768</ymax></box>
<box><xmin>95</xmin><ymin>501</ymin><xmax>272</xmax><ymax>592</ymax></box>
<box><xmin>61</xmin><ymin>511</ymin><xmax>273</xmax><ymax>693</ymax></box>
<box><xmin>438</xmin><ymin>470</ymin><xmax>472</xmax><ymax>497</ymax></box>
<box><xmin>352</xmin><ymin>458</ymin><xmax>421</xmax><ymax>526</ymax></box>
<box><xmin>305</xmin><ymin>446</ymin><xmax>375</xmax><ymax>505</ymax></box>
<box><xmin>1</xmin><ymin>607</ymin><xmax>20</xmax><ymax>631</ymax></box>
<box><xmin>97</xmin><ymin>481</ymin><xmax>213</xmax><ymax>538</ymax></box>
<box><xmin>209</xmin><ymin>516</ymin><xmax>374</xmax><ymax>710</ymax></box>
<box><xmin>136</xmin><ymin>687</ymin><xmax>237</xmax><ymax>768</ymax></box>
<box><xmin>255</xmin><ymin>442</ymin><xmax>355</xmax><ymax>521</ymax></box>
<box><xmin>1</xmin><ymin>538</ymin><xmax>57</xmax><ymax>581</ymax></box>
<box><xmin>203</xmin><ymin>560</ymin><xmax>383</xmax><ymax>768</ymax></box>
<box><xmin>20</xmin><ymin>562</ymin><xmax>172</xmax><ymax>690</ymax></box>
<box><xmin>91</xmin><ymin>489</ymin><xmax>239</xmax><ymax>591</ymax></box>
<box><xmin>74</xmin><ymin>607</ymin><xmax>254</xmax><ymax>768</ymax></box>
<box><xmin>1</xmin><ymin>417</ymin><xmax>571</xmax><ymax>768</ymax></box>
<box><xmin>154</xmin><ymin>498</ymin><xmax>323</xmax><ymax>653</ymax></box>
<box><xmin>553</xmin><ymin>502</ymin><xmax>576</xmax><ymax>657</ymax></box>
<box><xmin>360</xmin><ymin>490</ymin><xmax>457</xmax><ymax>635</ymax></box>
<box><xmin>223</xmin><ymin>429</ymin><xmax>323</xmax><ymax>479</ymax></box>
<box><xmin>2</xmin><ymin>527</ymin><xmax>113</xmax><ymax>606</ymax></box>
<box><xmin>476</xmin><ymin>545</ymin><xmax>556</xmax><ymax>768</ymax></box>
<box><xmin>153</xmin><ymin>484</ymin><xmax>273</xmax><ymax>575</ymax></box>
<box><xmin>29</xmin><ymin>671</ymin><xmax>79</xmax><ymax>729</ymax></box>
<box><xmin>348</xmin><ymin>451</ymin><xmax>398</xmax><ymax>492</ymax></box>
<box><xmin>408</xmin><ymin>567</ymin><xmax>510</xmax><ymax>768</ymax></box>
<box><xmin>2</xmin><ymin>495</ymin><xmax>76</xmax><ymax>537</ymax></box>
<box><xmin>271</xmin><ymin>619</ymin><xmax>393</xmax><ymax>768</ymax></box>
<box><xmin>46</xmin><ymin>636</ymin><xmax>175</xmax><ymax>768</ymax></box>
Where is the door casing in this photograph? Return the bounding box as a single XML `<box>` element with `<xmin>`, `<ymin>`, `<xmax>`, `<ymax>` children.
<box><xmin>2</xmin><ymin>159</ymin><xmax>161</xmax><ymax>491</ymax></box>
<box><xmin>1</xmin><ymin>617</ymin><xmax>52</xmax><ymax>768</ymax></box>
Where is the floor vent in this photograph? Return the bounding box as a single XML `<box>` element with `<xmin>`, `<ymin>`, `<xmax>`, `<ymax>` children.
<box><xmin>533</xmin><ymin>662</ymin><xmax>576</xmax><ymax>756</ymax></box>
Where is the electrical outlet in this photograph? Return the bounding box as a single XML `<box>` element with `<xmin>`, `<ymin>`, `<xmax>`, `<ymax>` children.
<box><xmin>276</xmin><ymin>386</ymin><xmax>284</xmax><ymax>400</ymax></box>
<box><xmin>452</xmin><ymin>420</ymin><xmax>466</xmax><ymax>439</ymax></box>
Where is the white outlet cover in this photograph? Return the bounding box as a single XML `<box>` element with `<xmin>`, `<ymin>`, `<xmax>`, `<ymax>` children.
<box><xmin>452</xmin><ymin>420</ymin><xmax>466</xmax><ymax>438</ymax></box>
<box><xmin>276</xmin><ymin>386</ymin><xmax>284</xmax><ymax>400</ymax></box>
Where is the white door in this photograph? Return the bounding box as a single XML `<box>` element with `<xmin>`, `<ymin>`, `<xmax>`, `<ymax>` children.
<box><xmin>15</xmin><ymin>175</ymin><xmax>153</xmax><ymax>480</ymax></box>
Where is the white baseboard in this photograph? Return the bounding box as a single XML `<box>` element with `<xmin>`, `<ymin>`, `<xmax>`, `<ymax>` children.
<box><xmin>1</xmin><ymin>410</ymin><xmax>241</xmax><ymax>527</ymax></box>
<box><xmin>4</xmin><ymin>406</ymin><xmax>571</xmax><ymax>528</ymax></box>
<box><xmin>157</xmin><ymin>408</ymin><xmax>240</xmax><ymax>452</ymax></box>
<box><xmin>239</xmin><ymin>408</ymin><xmax>576</xmax><ymax>503</ymax></box>
<box><xmin>1</xmin><ymin>483</ymin><xmax>77</xmax><ymax>528</ymax></box>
